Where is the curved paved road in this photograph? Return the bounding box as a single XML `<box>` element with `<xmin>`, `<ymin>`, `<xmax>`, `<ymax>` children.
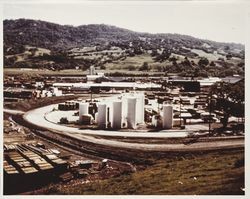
<box><xmin>24</xmin><ymin>104</ymin><xmax>190</xmax><ymax>138</ymax></box>
<box><xmin>4</xmin><ymin>109</ymin><xmax>25</xmax><ymax>115</ymax></box>
<box><xmin>23</xmin><ymin>104</ymin><xmax>244</xmax><ymax>151</ymax></box>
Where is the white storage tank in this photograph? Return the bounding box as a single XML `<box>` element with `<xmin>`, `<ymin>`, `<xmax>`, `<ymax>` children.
<box><xmin>89</xmin><ymin>65</ymin><xmax>95</xmax><ymax>75</ymax></box>
<box><xmin>98</xmin><ymin>104</ymin><xmax>107</xmax><ymax>129</ymax></box>
<box><xmin>79</xmin><ymin>102</ymin><xmax>89</xmax><ymax>122</ymax></box>
<box><xmin>112</xmin><ymin>101</ymin><xmax>122</xmax><ymax>129</ymax></box>
<box><xmin>121</xmin><ymin>95</ymin><xmax>128</xmax><ymax>126</ymax></box>
<box><xmin>135</xmin><ymin>93</ymin><xmax>145</xmax><ymax>124</ymax></box>
<box><xmin>162</xmin><ymin>104</ymin><xmax>173</xmax><ymax>129</ymax></box>
<box><xmin>127</xmin><ymin>97</ymin><xmax>137</xmax><ymax>129</ymax></box>
<box><xmin>95</xmin><ymin>112</ymin><xmax>98</xmax><ymax>123</ymax></box>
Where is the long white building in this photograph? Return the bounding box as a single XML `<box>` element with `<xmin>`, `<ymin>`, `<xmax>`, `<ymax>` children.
<box><xmin>53</xmin><ymin>82</ymin><xmax>161</xmax><ymax>89</ymax></box>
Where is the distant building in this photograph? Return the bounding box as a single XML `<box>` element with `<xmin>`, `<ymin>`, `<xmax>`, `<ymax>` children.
<box><xmin>89</xmin><ymin>65</ymin><xmax>96</xmax><ymax>75</ymax></box>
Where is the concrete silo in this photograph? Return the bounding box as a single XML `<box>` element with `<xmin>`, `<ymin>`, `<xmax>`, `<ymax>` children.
<box><xmin>127</xmin><ymin>97</ymin><xmax>137</xmax><ymax>129</ymax></box>
<box><xmin>162</xmin><ymin>104</ymin><xmax>173</xmax><ymax>129</ymax></box>
<box><xmin>97</xmin><ymin>104</ymin><xmax>107</xmax><ymax>129</ymax></box>
<box><xmin>112</xmin><ymin>101</ymin><xmax>122</xmax><ymax>129</ymax></box>
<box><xmin>135</xmin><ymin>93</ymin><xmax>145</xmax><ymax>124</ymax></box>
<box><xmin>89</xmin><ymin>65</ymin><xmax>95</xmax><ymax>75</ymax></box>
<box><xmin>121</xmin><ymin>95</ymin><xmax>128</xmax><ymax>126</ymax></box>
<box><xmin>79</xmin><ymin>102</ymin><xmax>89</xmax><ymax>123</ymax></box>
<box><xmin>95</xmin><ymin>112</ymin><xmax>98</xmax><ymax>123</ymax></box>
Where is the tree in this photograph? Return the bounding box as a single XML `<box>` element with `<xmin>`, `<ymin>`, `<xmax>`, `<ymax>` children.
<box><xmin>198</xmin><ymin>57</ymin><xmax>209</xmax><ymax>67</ymax></box>
<box><xmin>226</xmin><ymin>53</ymin><xmax>232</xmax><ymax>60</ymax></box>
<box><xmin>133</xmin><ymin>47</ymin><xmax>143</xmax><ymax>55</ymax></box>
<box><xmin>60</xmin><ymin>117</ymin><xmax>69</xmax><ymax>124</ymax></box>
<box><xmin>228</xmin><ymin>81</ymin><xmax>245</xmax><ymax>120</ymax></box>
<box><xmin>169</xmin><ymin>56</ymin><xmax>177</xmax><ymax>62</ymax></box>
<box><xmin>151</xmin><ymin>49</ymin><xmax>159</xmax><ymax>57</ymax></box>
<box><xmin>128</xmin><ymin>65</ymin><xmax>136</xmax><ymax>71</ymax></box>
<box><xmin>156</xmin><ymin>65</ymin><xmax>162</xmax><ymax>72</ymax></box>
<box><xmin>181</xmin><ymin>57</ymin><xmax>191</xmax><ymax>67</ymax></box>
<box><xmin>224</xmin><ymin>45</ymin><xmax>230</xmax><ymax>51</ymax></box>
<box><xmin>153</xmin><ymin>49</ymin><xmax>171</xmax><ymax>62</ymax></box>
<box><xmin>139</xmin><ymin>62</ymin><xmax>149</xmax><ymax>71</ymax></box>
<box><xmin>210</xmin><ymin>82</ymin><xmax>231</xmax><ymax>129</ymax></box>
<box><xmin>224</xmin><ymin>69</ymin><xmax>235</xmax><ymax>76</ymax></box>
<box><xmin>172</xmin><ymin>60</ymin><xmax>178</xmax><ymax>67</ymax></box>
<box><xmin>237</xmin><ymin>62</ymin><xmax>244</xmax><ymax>68</ymax></box>
<box><xmin>4</xmin><ymin>56</ymin><xmax>17</xmax><ymax>66</ymax></box>
<box><xmin>210</xmin><ymin>61</ymin><xmax>216</xmax><ymax>67</ymax></box>
<box><xmin>100</xmin><ymin>65</ymin><xmax>106</xmax><ymax>70</ymax></box>
<box><xmin>210</xmin><ymin>81</ymin><xmax>244</xmax><ymax>129</ymax></box>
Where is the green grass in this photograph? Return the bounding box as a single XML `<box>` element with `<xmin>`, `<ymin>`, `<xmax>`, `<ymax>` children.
<box><xmin>104</xmin><ymin>53</ymin><xmax>172</xmax><ymax>71</ymax></box>
<box><xmin>4</xmin><ymin>68</ymin><xmax>88</xmax><ymax>77</ymax></box>
<box><xmin>104</xmin><ymin>54</ymin><xmax>154</xmax><ymax>70</ymax></box>
<box><xmin>49</xmin><ymin>149</ymin><xmax>244</xmax><ymax>195</ymax></box>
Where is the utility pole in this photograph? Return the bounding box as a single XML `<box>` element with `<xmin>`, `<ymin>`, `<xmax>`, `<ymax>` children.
<box><xmin>179</xmin><ymin>95</ymin><xmax>182</xmax><ymax>128</ymax></box>
<box><xmin>208</xmin><ymin>95</ymin><xmax>211</xmax><ymax>136</ymax></box>
<box><xmin>90</xmin><ymin>87</ymin><xmax>93</xmax><ymax>103</ymax></box>
<box><xmin>208</xmin><ymin>95</ymin><xmax>215</xmax><ymax>136</ymax></box>
<box><xmin>158</xmin><ymin>96</ymin><xmax>160</xmax><ymax>113</ymax></box>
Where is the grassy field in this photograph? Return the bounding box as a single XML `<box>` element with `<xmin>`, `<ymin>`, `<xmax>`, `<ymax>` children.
<box><xmin>4</xmin><ymin>68</ymin><xmax>167</xmax><ymax>77</ymax></box>
<box><xmin>104</xmin><ymin>54</ymin><xmax>153</xmax><ymax>70</ymax></box>
<box><xmin>4</xmin><ymin>68</ymin><xmax>87</xmax><ymax>77</ymax></box>
<box><xmin>104</xmin><ymin>53</ymin><xmax>172</xmax><ymax>71</ymax></box>
<box><xmin>45</xmin><ymin>149</ymin><xmax>244</xmax><ymax>195</ymax></box>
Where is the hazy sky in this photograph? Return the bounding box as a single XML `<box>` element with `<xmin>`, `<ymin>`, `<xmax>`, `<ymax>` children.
<box><xmin>3</xmin><ymin>1</ymin><xmax>248</xmax><ymax>44</ymax></box>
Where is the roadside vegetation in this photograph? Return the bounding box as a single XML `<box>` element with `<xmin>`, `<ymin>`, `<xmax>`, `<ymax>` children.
<box><xmin>41</xmin><ymin>149</ymin><xmax>244</xmax><ymax>195</ymax></box>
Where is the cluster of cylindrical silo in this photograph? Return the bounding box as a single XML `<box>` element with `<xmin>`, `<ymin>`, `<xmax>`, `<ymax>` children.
<box><xmin>78</xmin><ymin>93</ymin><xmax>145</xmax><ymax>129</ymax></box>
<box><xmin>162</xmin><ymin>103</ymin><xmax>173</xmax><ymax>129</ymax></box>
<box><xmin>79</xmin><ymin>100</ymin><xmax>122</xmax><ymax>129</ymax></box>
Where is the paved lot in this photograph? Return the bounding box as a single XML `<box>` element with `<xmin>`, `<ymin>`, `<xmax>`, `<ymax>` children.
<box><xmin>24</xmin><ymin>104</ymin><xmax>189</xmax><ymax>138</ymax></box>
